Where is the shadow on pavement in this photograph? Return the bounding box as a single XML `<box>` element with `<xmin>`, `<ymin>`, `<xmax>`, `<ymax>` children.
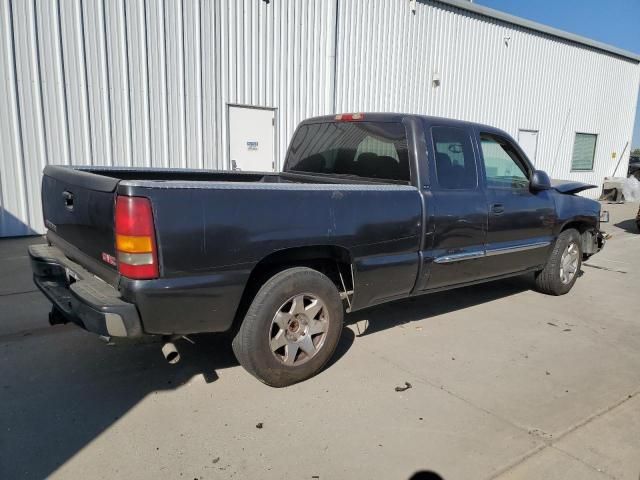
<box><xmin>0</xmin><ymin>329</ymin><xmax>222</xmax><ymax>479</ymax></box>
<box><xmin>0</xmin><ymin>235</ymin><xmax>524</xmax><ymax>478</ymax></box>
<box><xmin>614</xmin><ymin>218</ymin><xmax>639</xmax><ymax>234</ymax></box>
<box><xmin>0</xmin><ymin>324</ymin><xmax>356</xmax><ymax>479</ymax></box>
<box><xmin>346</xmin><ymin>274</ymin><xmax>532</xmax><ymax>337</ymax></box>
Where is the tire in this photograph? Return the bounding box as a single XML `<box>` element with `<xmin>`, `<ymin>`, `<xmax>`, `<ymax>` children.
<box><xmin>232</xmin><ymin>267</ymin><xmax>344</xmax><ymax>387</ymax></box>
<box><xmin>534</xmin><ymin>229</ymin><xmax>582</xmax><ymax>296</ymax></box>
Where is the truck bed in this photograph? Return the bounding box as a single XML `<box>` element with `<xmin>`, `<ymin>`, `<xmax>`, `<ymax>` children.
<box><xmin>41</xmin><ymin>165</ymin><xmax>423</xmax><ymax>334</ymax></box>
<box><xmin>62</xmin><ymin>165</ymin><xmax>408</xmax><ymax>186</ymax></box>
<box><xmin>47</xmin><ymin>165</ymin><xmax>283</xmax><ymax>192</ymax></box>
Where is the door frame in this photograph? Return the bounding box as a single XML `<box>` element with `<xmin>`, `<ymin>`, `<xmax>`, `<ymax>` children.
<box><xmin>226</xmin><ymin>103</ymin><xmax>279</xmax><ymax>171</ymax></box>
<box><xmin>517</xmin><ymin>129</ymin><xmax>539</xmax><ymax>165</ymax></box>
<box><xmin>416</xmin><ymin>121</ymin><xmax>489</xmax><ymax>291</ymax></box>
<box><xmin>475</xmin><ymin>128</ymin><xmax>554</xmax><ymax>276</ymax></box>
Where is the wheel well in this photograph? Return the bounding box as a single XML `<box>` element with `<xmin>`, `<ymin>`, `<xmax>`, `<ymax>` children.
<box><xmin>560</xmin><ymin>221</ymin><xmax>597</xmax><ymax>257</ymax></box>
<box><xmin>232</xmin><ymin>246</ymin><xmax>354</xmax><ymax>329</ymax></box>
<box><xmin>561</xmin><ymin>221</ymin><xmax>591</xmax><ymax>234</ymax></box>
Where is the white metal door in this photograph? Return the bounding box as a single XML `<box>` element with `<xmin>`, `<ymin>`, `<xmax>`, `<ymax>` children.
<box><xmin>518</xmin><ymin>130</ymin><xmax>539</xmax><ymax>165</ymax></box>
<box><xmin>228</xmin><ymin>106</ymin><xmax>276</xmax><ymax>172</ymax></box>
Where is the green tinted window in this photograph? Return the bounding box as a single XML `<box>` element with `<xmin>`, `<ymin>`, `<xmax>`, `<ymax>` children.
<box><xmin>571</xmin><ymin>133</ymin><xmax>597</xmax><ymax>171</ymax></box>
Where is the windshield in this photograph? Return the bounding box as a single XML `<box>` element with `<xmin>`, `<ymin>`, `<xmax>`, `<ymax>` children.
<box><xmin>285</xmin><ymin>121</ymin><xmax>411</xmax><ymax>183</ymax></box>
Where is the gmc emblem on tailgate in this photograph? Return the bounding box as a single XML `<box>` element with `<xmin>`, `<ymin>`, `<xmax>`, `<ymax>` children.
<box><xmin>101</xmin><ymin>252</ymin><xmax>117</xmax><ymax>266</ymax></box>
<box><xmin>44</xmin><ymin>219</ymin><xmax>57</xmax><ymax>232</ymax></box>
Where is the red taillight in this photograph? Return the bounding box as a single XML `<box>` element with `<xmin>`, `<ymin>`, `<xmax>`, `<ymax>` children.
<box><xmin>115</xmin><ymin>196</ymin><xmax>159</xmax><ymax>279</ymax></box>
<box><xmin>335</xmin><ymin>113</ymin><xmax>364</xmax><ymax>122</ymax></box>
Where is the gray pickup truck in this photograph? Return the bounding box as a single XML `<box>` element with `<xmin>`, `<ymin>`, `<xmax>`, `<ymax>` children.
<box><xmin>30</xmin><ymin>113</ymin><xmax>605</xmax><ymax>386</ymax></box>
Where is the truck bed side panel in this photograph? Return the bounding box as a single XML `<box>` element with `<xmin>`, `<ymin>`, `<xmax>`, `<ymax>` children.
<box><xmin>119</xmin><ymin>182</ymin><xmax>423</xmax><ymax>332</ymax></box>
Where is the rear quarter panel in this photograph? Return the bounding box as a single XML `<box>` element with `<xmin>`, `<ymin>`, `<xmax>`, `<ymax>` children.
<box><xmin>118</xmin><ymin>181</ymin><xmax>423</xmax><ymax>333</ymax></box>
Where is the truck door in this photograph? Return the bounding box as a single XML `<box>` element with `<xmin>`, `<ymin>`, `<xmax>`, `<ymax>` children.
<box><xmin>418</xmin><ymin>125</ymin><xmax>489</xmax><ymax>290</ymax></box>
<box><xmin>477</xmin><ymin>131</ymin><xmax>555</xmax><ymax>277</ymax></box>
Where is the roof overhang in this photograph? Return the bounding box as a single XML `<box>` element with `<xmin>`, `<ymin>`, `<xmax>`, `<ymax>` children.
<box><xmin>434</xmin><ymin>0</ymin><xmax>640</xmax><ymax>63</ymax></box>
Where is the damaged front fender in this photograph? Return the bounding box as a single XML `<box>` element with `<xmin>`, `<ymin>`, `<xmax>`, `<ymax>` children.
<box><xmin>581</xmin><ymin>229</ymin><xmax>606</xmax><ymax>257</ymax></box>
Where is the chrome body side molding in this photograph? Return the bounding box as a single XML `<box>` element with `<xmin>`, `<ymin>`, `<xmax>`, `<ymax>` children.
<box><xmin>434</xmin><ymin>240</ymin><xmax>551</xmax><ymax>264</ymax></box>
<box><xmin>433</xmin><ymin>250</ymin><xmax>485</xmax><ymax>264</ymax></box>
<box><xmin>485</xmin><ymin>241</ymin><xmax>551</xmax><ymax>257</ymax></box>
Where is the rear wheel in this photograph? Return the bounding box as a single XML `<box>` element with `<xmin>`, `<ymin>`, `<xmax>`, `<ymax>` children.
<box><xmin>534</xmin><ymin>229</ymin><xmax>581</xmax><ymax>295</ymax></box>
<box><xmin>232</xmin><ymin>267</ymin><xmax>344</xmax><ymax>387</ymax></box>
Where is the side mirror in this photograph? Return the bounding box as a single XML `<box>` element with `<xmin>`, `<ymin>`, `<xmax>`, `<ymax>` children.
<box><xmin>530</xmin><ymin>170</ymin><xmax>551</xmax><ymax>191</ymax></box>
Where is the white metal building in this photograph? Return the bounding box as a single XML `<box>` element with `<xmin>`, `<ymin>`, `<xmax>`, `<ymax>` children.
<box><xmin>1</xmin><ymin>0</ymin><xmax>639</xmax><ymax>237</ymax></box>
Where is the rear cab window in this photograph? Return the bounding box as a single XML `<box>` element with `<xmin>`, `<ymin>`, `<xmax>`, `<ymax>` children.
<box><xmin>285</xmin><ymin>121</ymin><xmax>411</xmax><ymax>183</ymax></box>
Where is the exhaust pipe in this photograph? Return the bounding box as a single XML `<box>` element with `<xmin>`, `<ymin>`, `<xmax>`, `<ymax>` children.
<box><xmin>161</xmin><ymin>338</ymin><xmax>180</xmax><ymax>364</ymax></box>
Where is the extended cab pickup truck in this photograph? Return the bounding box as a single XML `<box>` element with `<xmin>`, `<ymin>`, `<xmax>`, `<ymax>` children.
<box><xmin>30</xmin><ymin>113</ymin><xmax>605</xmax><ymax>386</ymax></box>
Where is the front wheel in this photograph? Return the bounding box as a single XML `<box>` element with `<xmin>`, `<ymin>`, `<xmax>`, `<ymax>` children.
<box><xmin>534</xmin><ymin>229</ymin><xmax>582</xmax><ymax>296</ymax></box>
<box><xmin>232</xmin><ymin>267</ymin><xmax>344</xmax><ymax>387</ymax></box>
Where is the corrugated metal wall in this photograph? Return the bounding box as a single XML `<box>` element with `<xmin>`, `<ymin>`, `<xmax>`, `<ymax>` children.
<box><xmin>335</xmin><ymin>0</ymin><xmax>640</xmax><ymax>191</ymax></box>
<box><xmin>0</xmin><ymin>0</ymin><xmax>335</xmax><ymax>236</ymax></box>
<box><xmin>1</xmin><ymin>0</ymin><xmax>639</xmax><ymax>236</ymax></box>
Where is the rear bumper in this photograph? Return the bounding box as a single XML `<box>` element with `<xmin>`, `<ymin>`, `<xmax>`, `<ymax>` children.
<box><xmin>29</xmin><ymin>244</ymin><xmax>143</xmax><ymax>337</ymax></box>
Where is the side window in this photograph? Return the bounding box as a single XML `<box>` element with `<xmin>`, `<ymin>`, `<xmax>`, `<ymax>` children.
<box><xmin>480</xmin><ymin>134</ymin><xmax>530</xmax><ymax>189</ymax></box>
<box><xmin>431</xmin><ymin>127</ymin><xmax>477</xmax><ymax>189</ymax></box>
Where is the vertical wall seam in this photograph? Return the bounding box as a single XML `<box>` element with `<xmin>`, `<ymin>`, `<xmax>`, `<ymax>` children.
<box><xmin>180</xmin><ymin>0</ymin><xmax>186</xmax><ymax>167</ymax></box>
<box><xmin>78</xmin><ymin>0</ymin><xmax>94</xmax><ymax>164</ymax></box>
<box><xmin>162</xmin><ymin>0</ymin><xmax>169</xmax><ymax>166</ymax></box>
<box><xmin>142</xmin><ymin>0</ymin><xmax>153</xmax><ymax>166</ymax></box>
<box><xmin>31</xmin><ymin>0</ymin><xmax>49</xmax><ymax>170</ymax></box>
<box><xmin>100</xmin><ymin>0</ymin><xmax>113</xmax><ymax>165</ymax></box>
<box><xmin>198</xmin><ymin>0</ymin><xmax>204</xmax><ymax>169</ymax></box>
<box><xmin>121</xmin><ymin>0</ymin><xmax>133</xmax><ymax>166</ymax></box>
<box><xmin>331</xmin><ymin>0</ymin><xmax>338</xmax><ymax>114</ymax></box>
<box><xmin>55</xmin><ymin>0</ymin><xmax>72</xmax><ymax>166</ymax></box>
<box><xmin>6</xmin><ymin>0</ymin><xmax>30</xmax><ymax>226</ymax></box>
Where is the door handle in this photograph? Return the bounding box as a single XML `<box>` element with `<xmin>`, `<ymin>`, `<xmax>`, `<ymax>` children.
<box><xmin>491</xmin><ymin>203</ymin><xmax>504</xmax><ymax>214</ymax></box>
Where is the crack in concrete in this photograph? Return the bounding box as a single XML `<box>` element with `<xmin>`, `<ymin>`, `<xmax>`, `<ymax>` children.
<box><xmin>550</xmin><ymin>445</ymin><xmax>617</xmax><ymax>480</ymax></box>
<box><xmin>359</xmin><ymin>340</ymin><xmax>640</xmax><ymax>480</ymax></box>
<box><xmin>0</xmin><ymin>289</ymin><xmax>38</xmax><ymax>297</ymax></box>
<box><xmin>582</xmin><ymin>263</ymin><xmax>627</xmax><ymax>274</ymax></box>
<box><xmin>486</xmin><ymin>389</ymin><xmax>640</xmax><ymax>479</ymax></box>
<box><xmin>0</xmin><ymin>325</ymin><xmax>70</xmax><ymax>342</ymax></box>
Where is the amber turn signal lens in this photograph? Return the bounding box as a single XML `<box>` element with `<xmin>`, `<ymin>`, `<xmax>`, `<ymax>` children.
<box><xmin>116</xmin><ymin>234</ymin><xmax>153</xmax><ymax>253</ymax></box>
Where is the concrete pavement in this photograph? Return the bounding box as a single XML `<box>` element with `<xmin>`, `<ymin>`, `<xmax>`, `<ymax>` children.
<box><xmin>1</xmin><ymin>202</ymin><xmax>639</xmax><ymax>479</ymax></box>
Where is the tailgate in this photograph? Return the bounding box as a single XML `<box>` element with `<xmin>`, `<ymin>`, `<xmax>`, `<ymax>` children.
<box><xmin>42</xmin><ymin>166</ymin><xmax>120</xmax><ymax>283</ymax></box>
